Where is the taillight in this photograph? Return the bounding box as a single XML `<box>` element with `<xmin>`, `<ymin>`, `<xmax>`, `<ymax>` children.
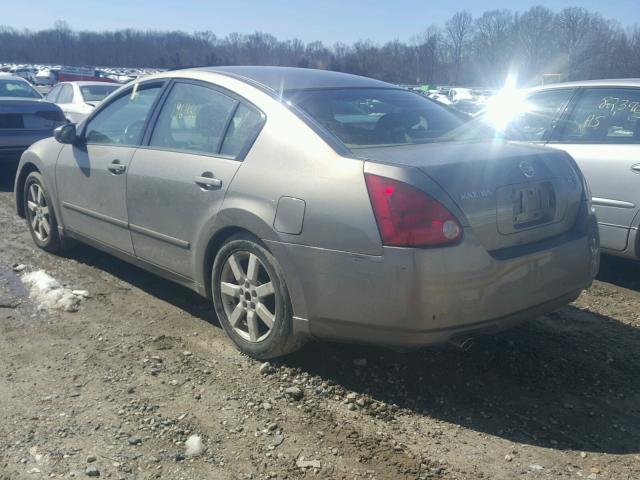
<box><xmin>365</xmin><ymin>173</ymin><xmax>463</xmax><ymax>247</ymax></box>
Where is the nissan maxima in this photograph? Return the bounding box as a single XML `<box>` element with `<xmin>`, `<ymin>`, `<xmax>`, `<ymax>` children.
<box><xmin>14</xmin><ymin>66</ymin><xmax>599</xmax><ymax>359</ymax></box>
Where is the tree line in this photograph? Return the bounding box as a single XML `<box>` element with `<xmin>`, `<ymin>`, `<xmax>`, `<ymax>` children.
<box><xmin>1</xmin><ymin>6</ymin><xmax>639</xmax><ymax>87</ymax></box>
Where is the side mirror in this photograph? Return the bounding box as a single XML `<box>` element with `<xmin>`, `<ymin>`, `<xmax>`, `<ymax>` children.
<box><xmin>54</xmin><ymin>123</ymin><xmax>77</xmax><ymax>144</ymax></box>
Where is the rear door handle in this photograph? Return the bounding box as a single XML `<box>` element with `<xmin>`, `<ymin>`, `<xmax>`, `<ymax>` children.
<box><xmin>194</xmin><ymin>174</ymin><xmax>222</xmax><ymax>190</ymax></box>
<box><xmin>107</xmin><ymin>160</ymin><xmax>126</xmax><ymax>174</ymax></box>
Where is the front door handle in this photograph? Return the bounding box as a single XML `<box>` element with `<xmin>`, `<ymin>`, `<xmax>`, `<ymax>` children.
<box><xmin>195</xmin><ymin>173</ymin><xmax>222</xmax><ymax>190</ymax></box>
<box><xmin>631</xmin><ymin>163</ymin><xmax>640</xmax><ymax>173</ymax></box>
<box><xmin>107</xmin><ymin>159</ymin><xmax>126</xmax><ymax>175</ymax></box>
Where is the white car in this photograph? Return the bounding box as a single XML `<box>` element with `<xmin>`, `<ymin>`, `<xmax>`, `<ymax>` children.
<box><xmin>45</xmin><ymin>81</ymin><xmax>121</xmax><ymax>123</ymax></box>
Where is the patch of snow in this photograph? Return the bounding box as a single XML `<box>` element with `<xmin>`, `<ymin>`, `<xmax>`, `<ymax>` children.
<box><xmin>21</xmin><ymin>270</ymin><xmax>87</xmax><ymax>312</ymax></box>
<box><xmin>185</xmin><ymin>434</ymin><xmax>204</xmax><ymax>457</ymax></box>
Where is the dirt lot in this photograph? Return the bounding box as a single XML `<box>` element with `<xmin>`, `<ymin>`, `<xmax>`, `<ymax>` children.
<box><xmin>1</xmin><ymin>162</ymin><xmax>639</xmax><ymax>480</ymax></box>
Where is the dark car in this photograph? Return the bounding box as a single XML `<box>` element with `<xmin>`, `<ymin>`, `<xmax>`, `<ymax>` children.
<box><xmin>0</xmin><ymin>75</ymin><xmax>66</xmax><ymax>162</ymax></box>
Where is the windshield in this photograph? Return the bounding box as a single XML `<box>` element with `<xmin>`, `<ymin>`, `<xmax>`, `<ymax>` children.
<box><xmin>0</xmin><ymin>79</ymin><xmax>41</xmax><ymax>99</ymax></box>
<box><xmin>80</xmin><ymin>84</ymin><xmax>120</xmax><ymax>102</ymax></box>
<box><xmin>288</xmin><ymin>88</ymin><xmax>476</xmax><ymax>148</ymax></box>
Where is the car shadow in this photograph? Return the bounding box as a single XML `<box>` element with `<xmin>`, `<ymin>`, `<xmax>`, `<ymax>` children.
<box><xmin>280</xmin><ymin>306</ymin><xmax>640</xmax><ymax>455</ymax></box>
<box><xmin>62</xmin><ymin>244</ymin><xmax>215</xmax><ymax>325</ymax></box>
<box><xmin>597</xmin><ymin>254</ymin><xmax>640</xmax><ymax>292</ymax></box>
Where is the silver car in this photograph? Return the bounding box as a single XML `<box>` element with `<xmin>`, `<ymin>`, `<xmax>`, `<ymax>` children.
<box><xmin>45</xmin><ymin>81</ymin><xmax>121</xmax><ymax>123</ymax></box>
<box><xmin>489</xmin><ymin>79</ymin><xmax>640</xmax><ymax>260</ymax></box>
<box><xmin>14</xmin><ymin>67</ymin><xmax>599</xmax><ymax>359</ymax></box>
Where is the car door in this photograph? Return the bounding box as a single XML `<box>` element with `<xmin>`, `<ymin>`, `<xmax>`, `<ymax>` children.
<box><xmin>55</xmin><ymin>81</ymin><xmax>165</xmax><ymax>254</ymax></box>
<box><xmin>126</xmin><ymin>80</ymin><xmax>265</xmax><ymax>278</ymax></box>
<box><xmin>55</xmin><ymin>84</ymin><xmax>77</xmax><ymax>122</ymax></box>
<box><xmin>548</xmin><ymin>87</ymin><xmax>640</xmax><ymax>251</ymax></box>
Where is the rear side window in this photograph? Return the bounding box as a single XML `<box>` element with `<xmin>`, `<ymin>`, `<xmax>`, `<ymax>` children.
<box><xmin>57</xmin><ymin>84</ymin><xmax>74</xmax><ymax>103</ymax></box>
<box><xmin>504</xmin><ymin>89</ymin><xmax>574</xmax><ymax>142</ymax></box>
<box><xmin>45</xmin><ymin>85</ymin><xmax>62</xmax><ymax>102</ymax></box>
<box><xmin>220</xmin><ymin>104</ymin><xmax>265</xmax><ymax>158</ymax></box>
<box><xmin>149</xmin><ymin>82</ymin><xmax>236</xmax><ymax>156</ymax></box>
<box><xmin>80</xmin><ymin>84</ymin><xmax>120</xmax><ymax>102</ymax></box>
<box><xmin>556</xmin><ymin>88</ymin><xmax>640</xmax><ymax>144</ymax></box>
<box><xmin>85</xmin><ymin>84</ymin><xmax>162</xmax><ymax>145</ymax></box>
<box><xmin>289</xmin><ymin>88</ymin><xmax>462</xmax><ymax>148</ymax></box>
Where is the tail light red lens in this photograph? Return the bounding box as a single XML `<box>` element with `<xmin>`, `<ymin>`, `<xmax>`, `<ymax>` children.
<box><xmin>365</xmin><ymin>173</ymin><xmax>463</xmax><ymax>247</ymax></box>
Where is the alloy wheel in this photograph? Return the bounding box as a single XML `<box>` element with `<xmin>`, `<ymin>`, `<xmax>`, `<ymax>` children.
<box><xmin>26</xmin><ymin>183</ymin><xmax>51</xmax><ymax>242</ymax></box>
<box><xmin>220</xmin><ymin>251</ymin><xmax>277</xmax><ymax>342</ymax></box>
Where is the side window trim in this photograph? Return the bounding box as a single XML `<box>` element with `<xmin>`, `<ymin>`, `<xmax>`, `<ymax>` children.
<box><xmin>141</xmin><ymin>78</ymin><xmax>266</xmax><ymax>161</ymax></box>
<box><xmin>80</xmin><ymin>80</ymin><xmax>168</xmax><ymax>146</ymax></box>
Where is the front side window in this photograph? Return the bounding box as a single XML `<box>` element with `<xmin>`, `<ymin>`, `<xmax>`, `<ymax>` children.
<box><xmin>0</xmin><ymin>79</ymin><xmax>41</xmax><ymax>99</ymax></box>
<box><xmin>288</xmin><ymin>88</ymin><xmax>462</xmax><ymax>148</ymax></box>
<box><xmin>504</xmin><ymin>89</ymin><xmax>574</xmax><ymax>142</ymax></box>
<box><xmin>85</xmin><ymin>84</ymin><xmax>162</xmax><ymax>145</ymax></box>
<box><xmin>149</xmin><ymin>82</ymin><xmax>237</xmax><ymax>156</ymax></box>
<box><xmin>555</xmin><ymin>88</ymin><xmax>640</xmax><ymax>144</ymax></box>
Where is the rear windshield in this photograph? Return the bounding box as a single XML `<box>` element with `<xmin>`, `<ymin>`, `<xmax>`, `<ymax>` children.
<box><xmin>80</xmin><ymin>84</ymin><xmax>120</xmax><ymax>102</ymax></box>
<box><xmin>287</xmin><ymin>88</ymin><xmax>466</xmax><ymax>148</ymax></box>
<box><xmin>0</xmin><ymin>79</ymin><xmax>41</xmax><ymax>99</ymax></box>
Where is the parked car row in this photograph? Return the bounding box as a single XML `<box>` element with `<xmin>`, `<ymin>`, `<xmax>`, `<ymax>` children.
<box><xmin>0</xmin><ymin>63</ymin><xmax>163</xmax><ymax>85</ymax></box>
<box><xmin>12</xmin><ymin>66</ymin><xmax>599</xmax><ymax>359</ymax></box>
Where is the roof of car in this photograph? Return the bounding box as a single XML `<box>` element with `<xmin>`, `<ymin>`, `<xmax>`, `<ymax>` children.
<box><xmin>194</xmin><ymin>66</ymin><xmax>394</xmax><ymax>92</ymax></box>
<box><xmin>533</xmin><ymin>78</ymin><xmax>640</xmax><ymax>90</ymax></box>
<box><xmin>59</xmin><ymin>81</ymin><xmax>121</xmax><ymax>87</ymax></box>
<box><xmin>0</xmin><ymin>74</ymin><xmax>30</xmax><ymax>82</ymax></box>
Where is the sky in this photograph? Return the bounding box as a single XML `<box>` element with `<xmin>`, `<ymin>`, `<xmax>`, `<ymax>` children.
<box><xmin>1</xmin><ymin>0</ymin><xmax>639</xmax><ymax>44</ymax></box>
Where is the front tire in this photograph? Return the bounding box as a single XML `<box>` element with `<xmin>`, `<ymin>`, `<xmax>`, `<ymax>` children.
<box><xmin>23</xmin><ymin>171</ymin><xmax>72</xmax><ymax>252</ymax></box>
<box><xmin>212</xmin><ymin>233</ymin><xmax>303</xmax><ymax>359</ymax></box>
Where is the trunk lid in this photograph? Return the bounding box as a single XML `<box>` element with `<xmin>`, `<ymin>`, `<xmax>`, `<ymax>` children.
<box><xmin>0</xmin><ymin>98</ymin><xmax>65</xmax><ymax>130</ymax></box>
<box><xmin>356</xmin><ymin>141</ymin><xmax>584</xmax><ymax>252</ymax></box>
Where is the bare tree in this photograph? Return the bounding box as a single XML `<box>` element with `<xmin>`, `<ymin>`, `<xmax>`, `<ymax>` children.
<box><xmin>514</xmin><ymin>6</ymin><xmax>557</xmax><ymax>82</ymax></box>
<box><xmin>0</xmin><ymin>8</ymin><xmax>638</xmax><ymax>87</ymax></box>
<box><xmin>473</xmin><ymin>10</ymin><xmax>514</xmax><ymax>85</ymax></box>
<box><xmin>445</xmin><ymin>11</ymin><xmax>473</xmax><ymax>84</ymax></box>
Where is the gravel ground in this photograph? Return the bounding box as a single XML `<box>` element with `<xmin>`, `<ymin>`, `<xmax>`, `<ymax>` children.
<box><xmin>1</xmin><ymin>162</ymin><xmax>639</xmax><ymax>479</ymax></box>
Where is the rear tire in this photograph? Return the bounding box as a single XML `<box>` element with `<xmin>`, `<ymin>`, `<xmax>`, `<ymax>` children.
<box><xmin>212</xmin><ymin>232</ymin><xmax>303</xmax><ymax>359</ymax></box>
<box><xmin>23</xmin><ymin>171</ymin><xmax>73</xmax><ymax>252</ymax></box>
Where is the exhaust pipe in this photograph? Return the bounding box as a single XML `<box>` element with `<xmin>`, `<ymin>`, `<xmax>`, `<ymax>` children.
<box><xmin>449</xmin><ymin>337</ymin><xmax>474</xmax><ymax>351</ymax></box>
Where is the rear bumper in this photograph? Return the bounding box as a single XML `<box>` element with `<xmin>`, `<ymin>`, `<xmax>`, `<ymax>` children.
<box><xmin>304</xmin><ymin>289</ymin><xmax>582</xmax><ymax>348</ymax></box>
<box><xmin>267</xmin><ymin>204</ymin><xmax>599</xmax><ymax>348</ymax></box>
<box><xmin>0</xmin><ymin>146</ymin><xmax>28</xmax><ymax>162</ymax></box>
<box><xmin>0</xmin><ymin>130</ymin><xmax>53</xmax><ymax>161</ymax></box>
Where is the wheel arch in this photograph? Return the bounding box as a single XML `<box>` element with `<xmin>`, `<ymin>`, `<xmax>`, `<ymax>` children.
<box><xmin>15</xmin><ymin>161</ymin><xmax>42</xmax><ymax>218</ymax></box>
<box><xmin>199</xmin><ymin>226</ymin><xmax>249</xmax><ymax>299</ymax></box>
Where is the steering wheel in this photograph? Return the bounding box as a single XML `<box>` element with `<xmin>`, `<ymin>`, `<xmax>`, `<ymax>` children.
<box><xmin>123</xmin><ymin>120</ymin><xmax>146</xmax><ymax>144</ymax></box>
